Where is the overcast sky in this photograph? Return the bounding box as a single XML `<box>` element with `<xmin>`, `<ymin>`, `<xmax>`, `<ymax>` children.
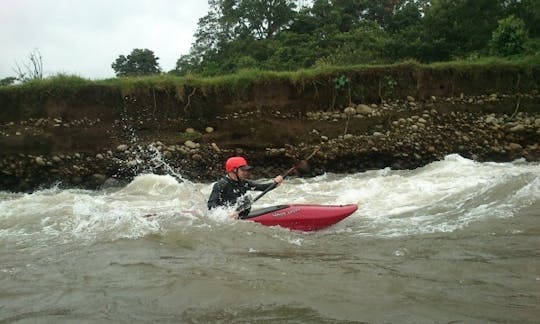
<box><xmin>0</xmin><ymin>0</ymin><xmax>209</xmax><ymax>79</ymax></box>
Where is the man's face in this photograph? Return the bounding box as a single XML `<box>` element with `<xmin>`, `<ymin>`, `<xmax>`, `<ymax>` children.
<box><xmin>236</xmin><ymin>167</ymin><xmax>250</xmax><ymax>179</ymax></box>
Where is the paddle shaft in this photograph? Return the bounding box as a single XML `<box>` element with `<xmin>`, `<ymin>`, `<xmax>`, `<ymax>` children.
<box><xmin>251</xmin><ymin>166</ymin><xmax>296</xmax><ymax>203</ymax></box>
<box><xmin>235</xmin><ymin>146</ymin><xmax>321</xmax><ymax>219</ymax></box>
<box><xmin>251</xmin><ymin>146</ymin><xmax>320</xmax><ymax>204</ymax></box>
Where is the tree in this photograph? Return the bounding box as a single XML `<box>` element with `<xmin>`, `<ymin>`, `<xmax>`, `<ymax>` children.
<box><xmin>490</xmin><ymin>15</ymin><xmax>529</xmax><ymax>56</ymax></box>
<box><xmin>0</xmin><ymin>77</ymin><xmax>17</xmax><ymax>86</ymax></box>
<box><xmin>388</xmin><ymin>1</ymin><xmax>425</xmax><ymax>32</ymax></box>
<box><xmin>503</xmin><ymin>0</ymin><xmax>540</xmax><ymax>38</ymax></box>
<box><xmin>362</xmin><ymin>0</ymin><xmax>403</xmax><ymax>30</ymax></box>
<box><xmin>237</xmin><ymin>0</ymin><xmax>297</xmax><ymax>39</ymax></box>
<box><xmin>175</xmin><ymin>0</ymin><xmax>539</xmax><ymax>75</ymax></box>
<box><xmin>385</xmin><ymin>1</ymin><xmax>425</xmax><ymax>61</ymax></box>
<box><xmin>174</xmin><ymin>0</ymin><xmax>297</xmax><ymax>76</ymax></box>
<box><xmin>173</xmin><ymin>0</ymin><xmax>241</xmax><ymax>75</ymax></box>
<box><xmin>111</xmin><ymin>48</ymin><xmax>161</xmax><ymax>77</ymax></box>
<box><xmin>174</xmin><ymin>54</ymin><xmax>201</xmax><ymax>76</ymax></box>
<box><xmin>420</xmin><ymin>0</ymin><xmax>504</xmax><ymax>61</ymax></box>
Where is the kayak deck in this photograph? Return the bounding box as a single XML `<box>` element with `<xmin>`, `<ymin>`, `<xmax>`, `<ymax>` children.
<box><xmin>244</xmin><ymin>204</ymin><xmax>357</xmax><ymax>231</ymax></box>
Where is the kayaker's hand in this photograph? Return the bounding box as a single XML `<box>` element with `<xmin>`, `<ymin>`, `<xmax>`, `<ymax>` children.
<box><xmin>231</xmin><ymin>212</ymin><xmax>239</xmax><ymax>220</ymax></box>
<box><xmin>274</xmin><ymin>175</ymin><xmax>283</xmax><ymax>187</ymax></box>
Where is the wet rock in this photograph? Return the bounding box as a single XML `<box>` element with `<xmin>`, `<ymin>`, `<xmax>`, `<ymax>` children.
<box><xmin>356</xmin><ymin>104</ymin><xmax>374</xmax><ymax>115</ymax></box>
<box><xmin>509</xmin><ymin>124</ymin><xmax>525</xmax><ymax>132</ymax></box>
<box><xmin>507</xmin><ymin>143</ymin><xmax>523</xmax><ymax>151</ymax></box>
<box><xmin>126</xmin><ymin>160</ymin><xmax>138</xmax><ymax>167</ymax></box>
<box><xmin>116</xmin><ymin>144</ymin><xmax>128</xmax><ymax>152</ymax></box>
<box><xmin>344</xmin><ymin>106</ymin><xmax>356</xmax><ymax>115</ymax></box>
<box><xmin>35</xmin><ymin>156</ymin><xmax>46</xmax><ymax>166</ymax></box>
<box><xmin>211</xmin><ymin>142</ymin><xmax>221</xmax><ymax>152</ymax></box>
<box><xmin>485</xmin><ymin>115</ymin><xmax>498</xmax><ymax>124</ymax></box>
<box><xmin>184</xmin><ymin>140</ymin><xmax>199</xmax><ymax>149</ymax></box>
<box><xmin>92</xmin><ymin>173</ymin><xmax>107</xmax><ymax>184</ymax></box>
<box><xmin>102</xmin><ymin>177</ymin><xmax>121</xmax><ymax>188</ymax></box>
<box><xmin>192</xmin><ymin>153</ymin><xmax>203</xmax><ymax>161</ymax></box>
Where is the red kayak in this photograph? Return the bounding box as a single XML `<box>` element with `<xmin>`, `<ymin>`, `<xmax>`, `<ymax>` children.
<box><xmin>243</xmin><ymin>204</ymin><xmax>358</xmax><ymax>231</ymax></box>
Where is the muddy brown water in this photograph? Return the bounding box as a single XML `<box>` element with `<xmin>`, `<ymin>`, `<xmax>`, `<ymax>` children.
<box><xmin>1</xmin><ymin>155</ymin><xmax>539</xmax><ymax>323</ymax></box>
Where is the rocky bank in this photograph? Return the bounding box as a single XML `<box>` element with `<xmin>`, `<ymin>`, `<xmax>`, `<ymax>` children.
<box><xmin>1</xmin><ymin>91</ymin><xmax>539</xmax><ymax>192</ymax></box>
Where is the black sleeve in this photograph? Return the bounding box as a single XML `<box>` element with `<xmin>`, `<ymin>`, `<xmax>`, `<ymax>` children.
<box><xmin>207</xmin><ymin>180</ymin><xmax>225</xmax><ymax>210</ymax></box>
<box><xmin>245</xmin><ymin>180</ymin><xmax>274</xmax><ymax>191</ymax></box>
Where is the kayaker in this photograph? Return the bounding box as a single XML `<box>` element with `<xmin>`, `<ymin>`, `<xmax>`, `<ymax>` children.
<box><xmin>207</xmin><ymin>156</ymin><xmax>283</xmax><ymax>219</ymax></box>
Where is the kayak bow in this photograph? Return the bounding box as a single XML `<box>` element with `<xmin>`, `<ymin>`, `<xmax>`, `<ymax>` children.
<box><xmin>243</xmin><ymin>203</ymin><xmax>357</xmax><ymax>231</ymax></box>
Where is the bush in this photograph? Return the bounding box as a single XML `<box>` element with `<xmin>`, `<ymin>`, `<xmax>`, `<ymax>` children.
<box><xmin>490</xmin><ymin>15</ymin><xmax>529</xmax><ymax>57</ymax></box>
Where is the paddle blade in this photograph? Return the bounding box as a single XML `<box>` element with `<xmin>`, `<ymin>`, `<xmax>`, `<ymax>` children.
<box><xmin>296</xmin><ymin>160</ymin><xmax>311</xmax><ymax>174</ymax></box>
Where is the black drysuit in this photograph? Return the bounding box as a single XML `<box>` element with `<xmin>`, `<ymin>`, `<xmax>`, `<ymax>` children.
<box><xmin>207</xmin><ymin>176</ymin><xmax>272</xmax><ymax>216</ymax></box>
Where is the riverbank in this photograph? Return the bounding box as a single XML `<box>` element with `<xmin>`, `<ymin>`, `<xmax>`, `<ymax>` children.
<box><xmin>1</xmin><ymin>91</ymin><xmax>539</xmax><ymax>192</ymax></box>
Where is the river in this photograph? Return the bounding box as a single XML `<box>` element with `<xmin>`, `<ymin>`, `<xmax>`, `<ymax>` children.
<box><xmin>1</xmin><ymin>154</ymin><xmax>539</xmax><ymax>323</ymax></box>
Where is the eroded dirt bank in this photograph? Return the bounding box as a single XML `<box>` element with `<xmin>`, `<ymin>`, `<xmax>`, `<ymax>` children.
<box><xmin>1</xmin><ymin>63</ymin><xmax>539</xmax><ymax>191</ymax></box>
<box><xmin>1</xmin><ymin>91</ymin><xmax>539</xmax><ymax>192</ymax></box>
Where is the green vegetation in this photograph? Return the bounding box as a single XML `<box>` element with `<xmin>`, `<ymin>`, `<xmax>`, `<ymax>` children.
<box><xmin>1</xmin><ymin>56</ymin><xmax>538</xmax><ymax>95</ymax></box>
<box><xmin>0</xmin><ymin>56</ymin><xmax>538</xmax><ymax>124</ymax></box>
<box><xmin>111</xmin><ymin>48</ymin><xmax>161</xmax><ymax>77</ymax></box>
<box><xmin>171</xmin><ymin>0</ymin><xmax>540</xmax><ymax>77</ymax></box>
<box><xmin>1</xmin><ymin>74</ymin><xmax>93</xmax><ymax>94</ymax></box>
<box><xmin>0</xmin><ymin>77</ymin><xmax>17</xmax><ymax>86</ymax></box>
<box><xmin>490</xmin><ymin>15</ymin><xmax>529</xmax><ymax>56</ymax></box>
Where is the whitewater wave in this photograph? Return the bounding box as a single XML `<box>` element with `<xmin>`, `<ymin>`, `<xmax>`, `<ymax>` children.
<box><xmin>0</xmin><ymin>155</ymin><xmax>538</xmax><ymax>246</ymax></box>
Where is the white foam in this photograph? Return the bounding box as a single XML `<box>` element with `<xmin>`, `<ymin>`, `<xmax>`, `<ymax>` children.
<box><xmin>0</xmin><ymin>155</ymin><xmax>539</xmax><ymax>243</ymax></box>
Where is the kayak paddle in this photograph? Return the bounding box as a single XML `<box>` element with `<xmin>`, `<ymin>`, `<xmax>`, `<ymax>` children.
<box><xmin>237</xmin><ymin>146</ymin><xmax>320</xmax><ymax>218</ymax></box>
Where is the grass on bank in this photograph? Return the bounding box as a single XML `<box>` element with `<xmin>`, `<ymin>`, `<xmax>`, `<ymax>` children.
<box><xmin>1</xmin><ymin>55</ymin><xmax>539</xmax><ymax>96</ymax></box>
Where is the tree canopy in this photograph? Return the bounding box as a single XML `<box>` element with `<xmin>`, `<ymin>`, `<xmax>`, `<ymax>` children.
<box><xmin>173</xmin><ymin>0</ymin><xmax>539</xmax><ymax>76</ymax></box>
<box><xmin>111</xmin><ymin>48</ymin><xmax>161</xmax><ymax>77</ymax></box>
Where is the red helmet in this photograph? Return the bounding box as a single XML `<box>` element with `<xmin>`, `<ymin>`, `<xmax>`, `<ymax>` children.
<box><xmin>225</xmin><ymin>156</ymin><xmax>252</xmax><ymax>172</ymax></box>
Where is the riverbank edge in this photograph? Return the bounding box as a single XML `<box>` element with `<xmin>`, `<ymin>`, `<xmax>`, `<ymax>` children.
<box><xmin>1</xmin><ymin>91</ymin><xmax>539</xmax><ymax>192</ymax></box>
<box><xmin>2</xmin><ymin>61</ymin><xmax>540</xmax><ymax>191</ymax></box>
